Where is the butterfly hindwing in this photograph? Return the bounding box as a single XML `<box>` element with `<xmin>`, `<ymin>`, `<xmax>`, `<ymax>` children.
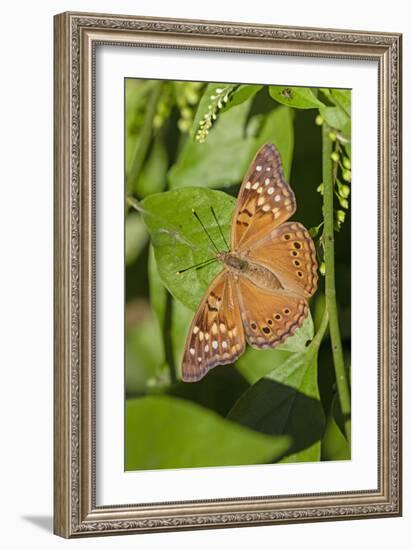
<box><xmin>247</xmin><ymin>221</ymin><xmax>318</xmax><ymax>298</ymax></box>
<box><xmin>181</xmin><ymin>270</ymin><xmax>245</xmax><ymax>382</ymax></box>
<box><xmin>235</xmin><ymin>276</ymin><xmax>309</xmax><ymax>349</ymax></box>
<box><xmin>231</xmin><ymin>143</ymin><xmax>296</xmax><ymax>251</ymax></box>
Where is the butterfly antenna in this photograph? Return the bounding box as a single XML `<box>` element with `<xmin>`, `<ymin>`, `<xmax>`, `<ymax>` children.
<box><xmin>210</xmin><ymin>206</ymin><xmax>229</xmax><ymax>251</ymax></box>
<box><xmin>176</xmin><ymin>257</ymin><xmax>217</xmax><ymax>275</ymax></box>
<box><xmin>192</xmin><ymin>209</ymin><xmax>220</xmax><ymax>253</ymax></box>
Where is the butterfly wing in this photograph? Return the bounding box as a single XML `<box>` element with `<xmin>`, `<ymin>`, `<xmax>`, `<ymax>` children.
<box><xmin>235</xmin><ymin>276</ymin><xmax>309</xmax><ymax>349</ymax></box>
<box><xmin>181</xmin><ymin>269</ymin><xmax>245</xmax><ymax>382</ymax></box>
<box><xmin>231</xmin><ymin>143</ymin><xmax>296</xmax><ymax>251</ymax></box>
<box><xmin>247</xmin><ymin>221</ymin><xmax>318</xmax><ymax>298</ymax></box>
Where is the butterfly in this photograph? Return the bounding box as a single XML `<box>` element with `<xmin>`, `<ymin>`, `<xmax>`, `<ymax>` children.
<box><xmin>181</xmin><ymin>143</ymin><xmax>318</xmax><ymax>382</ymax></box>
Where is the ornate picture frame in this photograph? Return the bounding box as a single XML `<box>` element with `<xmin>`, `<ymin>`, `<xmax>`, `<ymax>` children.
<box><xmin>53</xmin><ymin>11</ymin><xmax>402</xmax><ymax>538</ymax></box>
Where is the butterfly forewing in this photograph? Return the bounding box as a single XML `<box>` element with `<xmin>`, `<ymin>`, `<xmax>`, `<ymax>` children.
<box><xmin>247</xmin><ymin>221</ymin><xmax>318</xmax><ymax>298</ymax></box>
<box><xmin>181</xmin><ymin>270</ymin><xmax>245</xmax><ymax>382</ymax></box>
<box><xmin>235</xmin><ymin>277</ymin><xmax>309</xmax><ymax>349</ymax></box>
<box><xmin>231</xmin><ymin>143</ymin><xmax>296</xmax><ymax>251</ymax></box>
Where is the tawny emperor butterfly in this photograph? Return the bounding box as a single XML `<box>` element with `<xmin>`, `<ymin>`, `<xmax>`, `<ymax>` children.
<box><xmin>181</xmin><ymin>143</ymin><xmax>318</xmax><ymax>382</ymax></box>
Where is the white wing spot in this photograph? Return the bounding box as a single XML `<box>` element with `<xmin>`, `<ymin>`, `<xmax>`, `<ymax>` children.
<box><xmin>205</xmin><ymin>344</ymin><xmax>209</xmax><ymax>352</ymax></box>
<box><xmin>252</xmin><ymin>182</ymin><xmax>259</xmax><ymax>190</ymax></box>
<box><xmin>197</xmin><ymin>357</ymin><xmax>202</xmax><ymax>363</ymax></box>
<box><xmin>199</xmin><ymin>331</ymin><xmax>204</xmax><ymax>341</ymax></box>
<box><xmin>267</xmin><ymin>187</ymin><xmax>275</xmax><ymax>195</ymax></box>
<box><xmin>262</xmin><ymin>204</ymin><xmax>271</xmax><ymax>212</ymax></box>
<box><xmin>204</xmin><ymin>332</ymin><xmax>209</xmax><ymax>340</ymax></box>
<box><xmin>245</xmin><ymin>181</ymin><xmax>251</xmax><ymax>189</ymax></box>
<box><xmin>212</xmin><ymin>322</ymin><xmax>218</xmax><ymax>335</ymax></box>
<box><xmin>257</xmin><ymin>197</ymin><xmax>265</xmax><ymax>206</ymax></box>
<box><xmin>212</xmin><ymin>340</ymin><xmax>218</xmax><ymax>350</ymax></box>
<box><xmin>265</xmin><ymin>178</ymin><xmax>270</xmax><ymax>185</ymax></box>
<box><xmin>219</xmin><ymin>323</ymin><xmax>226</xmax><ymax>333</ymax></box>
<box><xmin>257</xmin><ymin>186</ymin><xmax>263</xmax><ymax>194</ymax></box>
<box><xmin>189</xmin><ymin>348</ymin><xmax>195</xmax><ymax>356</ymax></box>
<box><xmin>222</xmin><ymin>341</ymin><xmax>228</xmax><ymax>349</ymax></box>
<box><xmin>274</xmin><ymin>194</ymin><xmax>281</xmax><ymax>202</ymax></box>
<box><xmin>256</xmin><ymin>165</ymin><xmax>262</xmax><ymax>172</ymax></box>
<box><xmin>193</xmin><ymin>326</ymin><xmax>199</xmax><ymax>334</ymax></box>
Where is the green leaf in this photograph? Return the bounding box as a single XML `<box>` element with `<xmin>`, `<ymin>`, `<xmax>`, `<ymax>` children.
<box><xmin>269</xmin><ymin>86</ymin><xmax>325</xmax><ymax>109</ymax></box>
<box><xmin>221</xmin><ymin>84</ymin><xmax>263</xmax><ymax>113</ymax></box>
<box><xmin>125</xmin><ymin>213</ymin><xmax>148</xmax><ymax>266</ymax></box>
<box><xmin>141</xmin><ymin>187</ymin><xmax>235</xmax><ymax>310</ymax></box>
<box><xmin>236</xmin><ymin>347</ymin><xmax>293</xmax><ymax>385</ymax></box>
<box><xmin>125</xmin><ymin>396</ymin><xmax>290</xmax><ymax>470</ymax></box>
<box><xmin>169</xmin><ymin>99</ymin><xmax>255</xmax><ymax>189</ymax></box>
<box><xmin>228</xmin><ymin>345</ymin><xmax>325</xmax><ymax>463</ymax></box>
<box><xmin>135</xmin><ymin>137</ymin><xmax>168</xmax><ymax>197</ymax></box>
<box><xmin>254</xmin><ymin>106</ymin><xmax>294</xmax><ymax>180</ymax></box>
<box><xmin>330</xmin><ymin>89</ymin><xmax>351</xmax><ymax>116</ymax></box>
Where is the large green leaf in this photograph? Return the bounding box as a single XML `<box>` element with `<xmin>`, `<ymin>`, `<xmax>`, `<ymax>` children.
<box><xmin>269</xmin><ymin>86</ymin><xmax>325</xmax><ymax>110</ymax></box>
<box><xmin>125</xmin><ymin>396</ymin><xmax>290</xmax><ymax>470</ymax></box>
<box><xmin>228</xmin><ymin>343</ymin><xmax>325</xmax><ymax>463</ymax></box>
<box><xmin>169</xmin><ymin>99</ymin><xmax>255</xmax><ymax>189</ymax></box>
<box><xmin>141</xmin><ymin>187</ymin><xmax>235</xmax><ymax>310</ymax></box>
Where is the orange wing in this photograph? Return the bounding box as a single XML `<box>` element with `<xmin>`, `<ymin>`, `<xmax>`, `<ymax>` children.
<box><xmin>230</xmin><ymin>143</ymin><xmax>296</xmax><ymax>251</ymax></box>
<box><xmin>181</xmin><ymin>270</ymin><xmax>245</xmax><ymax>382</ymax></box>
<box><xmin>247</xmin><ymin>221</ymin><xmax>318</xmax><ymax>298</ymax></box>
<box><xmin>235</xmin><ymin>276</ymin><xmax>309</xmax><ymax>349</ymax></box>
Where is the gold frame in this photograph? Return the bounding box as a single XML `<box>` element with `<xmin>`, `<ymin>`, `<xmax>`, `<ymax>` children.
<box><xmin>53</xmin><ymin>11</ymin><xmax>402</xmax><ymax>538</ymax></box>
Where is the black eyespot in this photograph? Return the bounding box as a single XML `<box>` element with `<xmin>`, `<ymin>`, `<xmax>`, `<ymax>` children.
<box><xmin>294</xmin><ymin>259</ymin><xmax>301</xmax><ymax>266</ymax></box>
<box><xmin>251</xmin><ymin>322</ymin><xmax>257</xmax><ymax>330</ymax></box>
<box><xmin>293</xmin><ymin>242</ymin><xmax>302</xmax><ymax>249</ymax></box>
<box><xmin>292</xmin><ymin>250</ymin><xmax>298</xmax><ymax>257</ymax></box>
<box><xmin>284</xmin><ymin>234</ymin><xmax>291</xmax><ymax>240</ymax></box>
<box><xmin>262</xmin><ymin>326</ymin><xmax>270</xmax><ymax>334</ymax></box>
<box><xmin>297</xmin><ymin>271</ymin><xmax>303</xmax><ymax>277</ymax></box>
<box><xmin>284</xmin><ymin>308</ymin><xmax>290</xmax><ymax>315</ymax></box>
<box><xmin>274</xmin><ymin>314</ymin><xmax>281</xmax><ymax>320</ymax></box>
<box><xmin>268</xmin><ymin>319</ymin><xmax>273</xmax><ymax>325</ymax></box>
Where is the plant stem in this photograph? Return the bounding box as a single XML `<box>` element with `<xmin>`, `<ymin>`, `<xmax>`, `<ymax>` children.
<box><xmin>127</xmin><ymin>82</ymin><xmax>162</xmax><ymax>192</ymax></box>
<box><xmin>322</xmin><ymin>123</ymin><xmax>351</xmax><ymax>445</ymax></box>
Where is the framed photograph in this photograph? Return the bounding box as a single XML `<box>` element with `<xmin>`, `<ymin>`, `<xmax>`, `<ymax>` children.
<box><xmin>53</xmin><ymin>11</ymin><xmax>402</xmax><ymax>537</ymax></box>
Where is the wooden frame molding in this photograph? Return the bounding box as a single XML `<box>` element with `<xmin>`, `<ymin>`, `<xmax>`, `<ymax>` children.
<box><xmin>54</xmin><ymin>11</ymin><xmax>402</xmax><ymax>538</ymax></box>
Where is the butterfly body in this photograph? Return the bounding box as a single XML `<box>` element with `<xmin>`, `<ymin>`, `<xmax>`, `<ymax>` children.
<box><xmin>219</xmin><ymin>251</ymin><xmax>283</xmax><ymax>292</ymax></box>
<box><xmin>181</xmin><ymin>143</ymin><xmax>318</xmax><ymax>382</ymax></box>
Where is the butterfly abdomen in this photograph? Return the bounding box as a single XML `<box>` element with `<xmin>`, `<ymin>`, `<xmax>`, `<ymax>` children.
<box><xmin>223</xmin><ymin>252</ymin><xmax>283</xmax><ymax>292</ymax></box>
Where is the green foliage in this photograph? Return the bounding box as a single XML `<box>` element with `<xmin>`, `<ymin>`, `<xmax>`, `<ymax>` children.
<box><xmin>125</xmin><ymin>396</ymin><xmax>290</xmax><ymax>469</ymax></box>
<box><xmin>141</xmin><ymin>187</ymin><xmax>235</xmax><ymax>310</ymax></box>
<box><xmin>170</xmin><ymin>99</ymin><xmax>256</xmax><ymax>189</ymax></box>
<box><xmin>125</xmin><ymin>78</ymin><xmax>352</xmax><ymax>471</ymax></box>
<box><xmin>269</xmin><ymin>86</ymin><xmax>325</xmax><ymax>109</ymax></box>
<box><xmin>229</xmin><ymin>329</ymin><xmax>326</xmax><ymax>463</ymax></box>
